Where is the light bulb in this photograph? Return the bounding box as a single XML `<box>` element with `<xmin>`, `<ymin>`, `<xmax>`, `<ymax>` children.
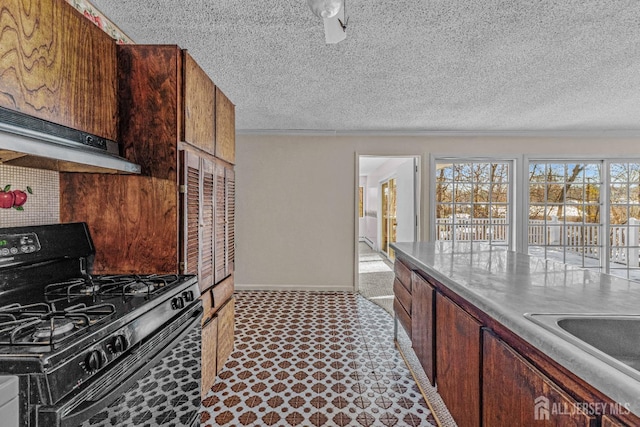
<box><xmin>307</xmin><ymin>0</ymin><xmax>341</xmax><ymax>19</ymax></box>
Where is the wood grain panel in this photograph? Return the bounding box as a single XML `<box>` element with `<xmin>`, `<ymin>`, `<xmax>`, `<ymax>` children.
<box><xmin>117</xmin><ymin>44</ymin><xmax>179</xmax><ymax>178</ymax></box>
<box><xmin>216</xmin><ymin>297</ymin><xmax>235</xmax><ymax>372</ymax></box>
<box><xmin>601</xmin><ymin>415</ymin><xmax>628</xmax><ymax>427</ymax></box>
<box><xmin>394</xmin><ymin>259</ymin><xmax>412</xmax><ymax>292</ymax></box>
<box><xmin>199</xmin><ymin>158</ymin><xmax>215</xmax><ymax>290</ymax></box>
<box><xmin>200</xmin><ymin>289</ymin><xmax>215</xmax><ymax>324</ymax></box>
<box><xmin>212</xmin><ymin>275</ymin><xmax>234</xmax><ymax>312</ymax></box>
<box><xmin>0</xmin><ymin>0</ymin><xmax>117</xmax><ymax>140</ymax></box>
<box><xmin>183</xmin><ymin>52</ymin><xmax>215</xmax><ymax>153</ymax></box>
<box><xmin>60</xmin><ymin>174</ymin><xmax>178</xmax><ymax>274</ymax></box>
<box><xmin>393</xmin><ymin>278</ymin><xmax>411</xmax><ymax>315</ymax></box>
<box><xmin>226</xmin><ymin>168</ymin><xmax>235</xmax><ymax>273</ymax></box>
<box><xmin>179</xmin><ymin>150</ymin><xmax>200</xmax><ymax>277</ymax></box>
<box><xmin>201</xmin><ymin>316</ymin><xmax>218</xmax><ymax>397</ymax></box>
<box><xmin>215</xmin><ymin>88</ymin><xmax>235</xmax><ymax>164</ymax></box>
<box><xmin>393</xmin><ymin>298</ymin><xmax>411</xmax><ymax>337</ymax></box>
<box><xmin>435</xmin><ymin>293</ymin><xmax>481</xmax><ymax>427</ymax></box>
<box><xmin>483</xmin><ymin>329</ymin><xmax>597</xmax><ymax>427</ymax></box>
<box><xmin>214</xmin><ymin>164</ymin><xmax>227</xmax><ymax>283</ymax></box>
<box><xmin>411</xmin><ymin>272</ymin><xmax>436</xmax><ymax>385</ymax></box>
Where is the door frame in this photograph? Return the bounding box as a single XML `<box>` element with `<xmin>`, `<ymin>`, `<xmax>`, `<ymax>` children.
<box><xmin>354</xmin><ymin>153</ymin><xmax>421</xmax><ymax>292</ymax></box>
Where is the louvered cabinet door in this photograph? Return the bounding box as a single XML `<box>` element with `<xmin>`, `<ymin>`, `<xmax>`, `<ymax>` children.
<box><xmin>180</xmin><ymin>151</ymin><xmax>201</xmax><ymax>278</ymax></box>
<box><xmin>214</xmin><ymin>164</ymin><xmax>227</xmax><ymax>283</ymax></box>
<box><xmin>225</xmin><ymin>168</ymin><xmax>235</xmax><ymax>274</ymax></box>
<box><xmin>199</xmin><ymin>158</ymin><xmax>215</xmax><ymax>290</ymax></box>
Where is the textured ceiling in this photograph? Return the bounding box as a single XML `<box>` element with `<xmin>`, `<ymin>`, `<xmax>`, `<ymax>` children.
<box><xmin>91</xmin><ymin>0</ymin><xmax>640</xmax><ymax>134</ymax></box>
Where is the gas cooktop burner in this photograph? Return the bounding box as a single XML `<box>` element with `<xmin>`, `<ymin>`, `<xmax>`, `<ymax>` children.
<box><xmin>0</xmin><ymin>303</ymin><xmax>116</xmax><ymax>346</ymax></box>
<box><xmin>32</xmin><ymin>319</ymin><xmax>76</xmax><ymax>340</ymax></box>
<box><xmin>124</xmin><ymin>282</ymin><xmax>155</xmax><ymax>295</ymax></box>
<box><xmin>44</xmin><ymin>274</ymin><xmax>181</xmax><ymax>300</ymax></box>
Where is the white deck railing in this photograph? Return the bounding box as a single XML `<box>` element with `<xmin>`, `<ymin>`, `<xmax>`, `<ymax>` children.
<box><xmin>435</xmin><ymin>217</ymin><xmax>639</xmax><ymax>267</ymax></box>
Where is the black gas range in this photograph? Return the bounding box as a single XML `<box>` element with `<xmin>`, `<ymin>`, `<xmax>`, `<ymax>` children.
<box><xmin>0</xmin><ymin>223</ymin><xmax>202</xmax><ymax>427</ymax></box>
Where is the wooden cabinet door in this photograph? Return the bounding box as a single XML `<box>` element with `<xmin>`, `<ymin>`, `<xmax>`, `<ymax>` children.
<box><xmin>214</xmin><ymin>162</ymin><xmax>235</xmax><ymax>284</ymax></box>
<box><xmin>0</xmin><ymin>0</ymin><xmax>117</xmax><ymax>140</ymax></box>
<box><xmin>601</xmin><ymin>415</ymin><xmax>628</xmax><ymax>427</ymax></box>
<box><xmin>226</xmin><ymin>167</ymin><xmax>235</xmax><ymax>274</ymax></box>
<box><xmin>435</xmin><ymin>293</ymin><xmax>481</xmax><ymax>427</ymax></box>
<box><xmin>180</xmin><ymin>151</ymin><xmax>201</xmax><ymax>277</ymax></box>
<box><xmin>199</xmin><ymin>158</ymin><xmax>215</xmax><ymax>290</ymax></box>
<box><xmin>201</xmin><ymin>316</ymin><xmax>218</xmax><ymax>397</ymax></box>
<box><xmin>411</xmin><ymin>272</ymin><xmax>436</xmax><ymax>385</ymax></box>
<box><xmin>215</xmin><ymin>88</ymin><xmax>235</xmax><ymax>164</ymax></box>
<box><xmin>483</xmin><ymin>330</ymin><xmax>597</xmax><ymax>427</ymax></box>
<box><xmin>216</xmin><ymin>297</ymin><xmax>235</xmax><ymax>372</ymax></box>
<box><xmin>183</xmin><ymin>52</ymin><xmax>215</xmax><ymax>154</ymax></box>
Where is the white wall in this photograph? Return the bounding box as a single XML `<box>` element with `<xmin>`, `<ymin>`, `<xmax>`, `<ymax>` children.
<box><xmin>395</xmin><ymin>158</ymin><xmax>416</xmax><ymax>243</ymax></box>
<box><xmin>235</xmin><ymin>134</ymin><xmax>640</xmax><ymax>291</ymax></box>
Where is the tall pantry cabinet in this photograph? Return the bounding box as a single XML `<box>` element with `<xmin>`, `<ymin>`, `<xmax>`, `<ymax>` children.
<box><xmin>60</xmin><ymin>45</ymin><xmax>236</xmax><ymax>397</ymax></box>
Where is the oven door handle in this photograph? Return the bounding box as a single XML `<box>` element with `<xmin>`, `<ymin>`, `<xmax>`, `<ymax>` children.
<box><xmin>39</xmin><ymin>305</ymin><xmax>202</xmax><ymax>427</ymax></box>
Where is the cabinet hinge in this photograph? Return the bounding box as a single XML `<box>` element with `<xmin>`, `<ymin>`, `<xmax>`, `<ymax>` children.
<box><xmin>179</xmin><ymin>261</ymin><xmax>186</xmax><ymax>273</ymax></box>
<box><xmin>179</xmin><ymin>185</ymin><xmax>186</xmax><ymax>194</ymax></box>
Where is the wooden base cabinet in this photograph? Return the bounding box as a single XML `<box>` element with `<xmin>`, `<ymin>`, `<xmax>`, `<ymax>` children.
<box><xmin>410</xmin><ymin>272</ymin><xmax>435</xmax><ymax>385</ymax></box>
<box><xmin>201</xmin><ymin>316</ymin><xmax>218</xmax><ymax>397</ymax></box>
<box><xmin>393</xmin><ymin>259</ymin><xmax>413</xmax><ymax>336</ymax></box>
<box><xmin>201</xmin><ymin>298</ymin><xmax>235</xmax><ymax>395</ymax></box>
<box><xmin>483</xmin><ymin>330</ymin><xmax>597</xmax><ymax>427</ymax></box>
<box><xmin>435</xmin><ymin>293</ymin><xmax>482</xmax><ymax>427</ymax></box>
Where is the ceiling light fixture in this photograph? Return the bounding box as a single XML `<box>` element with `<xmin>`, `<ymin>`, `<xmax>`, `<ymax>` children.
<box><xmin>307</xmin><ymin>0</ymin><xmax>341</xmax><ymax>19</ymax></box>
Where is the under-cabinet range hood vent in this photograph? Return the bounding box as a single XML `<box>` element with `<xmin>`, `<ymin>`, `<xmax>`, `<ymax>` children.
<box><xmin>0</xmin><ymin>107</ymin><xmax>141</xmax><ymax>174</ymax></box>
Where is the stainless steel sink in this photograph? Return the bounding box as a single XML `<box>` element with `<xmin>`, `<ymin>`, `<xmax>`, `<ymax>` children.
<box><xmin>525</xmin><ymin>313</ymin><xmax>640</xmax><ymax>381</ymax></box>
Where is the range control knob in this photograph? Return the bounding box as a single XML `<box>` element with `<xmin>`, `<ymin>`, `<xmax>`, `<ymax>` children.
<box><xmin>182</xmin><ymin>290</ymin><xmax>194</xmax><ymax>302</ymax></box>
<box><xmin>171</xmin><ymin>296</ymin><xmax>185</xmax><ymax>310</ymax></box>
<box><xmin>85</xmin><ymin>350</ymin><xmax>103</xmax><ymax>372</ymax></box>
<box><xmin>109</xmin><ymin>335</ymin><xmax>128</xmax><ymax>354</ymax></box>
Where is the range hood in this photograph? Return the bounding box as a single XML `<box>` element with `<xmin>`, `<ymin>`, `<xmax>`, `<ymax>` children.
<box><xmin>0</xmin><ymin>107</ymin><xmax>141</xmax><ymax>174</ymax></box>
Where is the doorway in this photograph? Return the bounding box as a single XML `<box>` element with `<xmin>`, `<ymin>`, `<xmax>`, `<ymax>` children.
<box><xmin>356</xmin><ymin>155</ymin><xmax>420</xmax><ymax>306</ymax></box>
<box><xmin>381</xmin><ymin>177</ymin><xmax>397</xmax><ymax>260</ymax></box>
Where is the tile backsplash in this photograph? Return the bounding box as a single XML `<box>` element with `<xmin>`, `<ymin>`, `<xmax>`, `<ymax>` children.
<box><xmin>0</xmin><ymin>165</ymin><xmax>59</xmax><ymax>228</ymax></box>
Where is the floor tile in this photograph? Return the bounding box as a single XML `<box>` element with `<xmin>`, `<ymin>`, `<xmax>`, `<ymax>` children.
<box><xmin>200</xmin><ymin>291</ymin><xmax>438</xmax><ymax>427</ymax></box>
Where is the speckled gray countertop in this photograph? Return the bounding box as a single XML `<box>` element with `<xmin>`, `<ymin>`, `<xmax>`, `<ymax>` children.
<box><xmin>391</xmin><ymin>241</ymin><xmax>640</xmax><ymax>417</ymax></box>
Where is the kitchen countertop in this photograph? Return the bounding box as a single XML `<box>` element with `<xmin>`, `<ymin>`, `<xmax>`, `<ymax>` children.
<box><xmin>391</xmin><ymin>241</ymin><xmax>640</xmax><ymax>417</ymax></box>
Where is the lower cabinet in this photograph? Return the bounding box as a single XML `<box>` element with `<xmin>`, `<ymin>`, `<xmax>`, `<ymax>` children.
<box><xmin>483</xmin><ymin>329</ymin><xmax>597</xmax><ymax>426</ymax></box>
<box><xmin>201</xmin><ymin>316</ymin><xmax>218</xmax><ymax>397</ymax></box>
<box><xmin>602</xmin><ymin>415</ymin><xmax>628</xmax><ymax>427</ymax></box>
<box><xmin>200</xmin><ymin>284</ymin><xmax>235</xmax><ymax>396</ymax></box>
<box><xmin>216</xmin><ymin>297</ymin><xmax>235</xmax><ymax>372</ymax></box>
<box><xmin>411</xmin><ymin>272</ymin><xmax>435</xmax><ymax>385</ymax></box>
<box><xmin>435</xmin><ymin>293</ymin><xmax>482</xmax><ymax>427</ymax></box>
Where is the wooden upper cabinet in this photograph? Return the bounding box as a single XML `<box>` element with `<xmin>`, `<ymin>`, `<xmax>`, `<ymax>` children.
<box><xmin>214</xmin><ymin>163</ymin><xmax>233</xmax><ymax>283</ymax></box>
<box><xmin>180</xmin><ymin>150</ymin><xmax>201</xmax><ymax>278</ymax></box>
<box><xmin>0</xmin><ymin>0</ymin><xmax>117</xmax><ymax>140</ymax></box>
<box><xmin>215</xmin><ymin>88</ymin><xmax>235</xmax><ymax>164</ymax></box>
<box><xmin>182</xmin><ymin>52</ymin><xmax>215</xmax><ymax>154</ymax></box>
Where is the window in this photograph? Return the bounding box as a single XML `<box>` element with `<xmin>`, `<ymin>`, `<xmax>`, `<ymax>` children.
<box><xmin>432</xmin><ymin>157</ymin><xmax>640</xmax><ymax>282</ymax></box>
<box><xmin>527</xmin><ymin>161</ymin><xmax>602</xmax><ymax>270</ymax></box>
<box><xmin>434</xmin><ymin>160</ymin><xmax>512</xmax><ymax>247</ymax></box>
<box><xmin>608</xmin><ymin>162</ymin><xmax>640</xmax><ymax>280</ymax></box>
<box><xmin>527</xmin><ymin>159</ymin><xmax>640</xmax><ymax>281</ymax></box>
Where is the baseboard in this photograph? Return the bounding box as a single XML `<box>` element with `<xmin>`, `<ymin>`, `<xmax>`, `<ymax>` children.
<box><xmin>235</xmin><ymin>283</ymin><xmax>355</xmax><ymax>292</ymax></box>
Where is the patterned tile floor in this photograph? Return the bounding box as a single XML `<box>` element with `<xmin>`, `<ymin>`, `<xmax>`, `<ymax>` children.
<box><xmin>200</xmin><ymin>291</ymin><xmax>438</xmax><ymax>427</ymax></box>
